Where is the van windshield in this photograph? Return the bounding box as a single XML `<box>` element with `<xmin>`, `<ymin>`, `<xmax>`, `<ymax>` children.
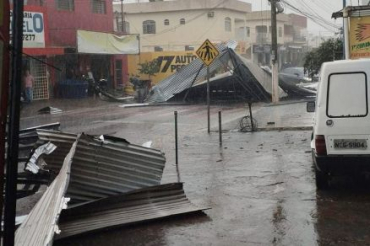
<box><xmin>327</xmin><ymin>73</ymin><xmax>368</xmax><ymax>118</ymax></box>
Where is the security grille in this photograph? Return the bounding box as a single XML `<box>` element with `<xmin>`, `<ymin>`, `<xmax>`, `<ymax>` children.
<box><xmin>30</xmin><ymin>58</ymin><xmax>49</xmax><ymax>100</ymax></box>
<box><xmin>91</xmin><ymin>0</ymin><xmax>106</xmax><ymax>14</ymax></box>
<box><xmin>56</xmin><ymin>0</ymin><xmax>74</xmax><ymax>11</ymax></box>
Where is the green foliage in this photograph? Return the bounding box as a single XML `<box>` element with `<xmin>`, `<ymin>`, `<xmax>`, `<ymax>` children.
<box><xmin>137</xmin><ymin>59</ymin><xmax>160</xmax><ymax>79</ymax></box>
<box><xmin>304</xmin><ymin>38</ymin><xmax>343</xmax><ymax>77</ymax></box>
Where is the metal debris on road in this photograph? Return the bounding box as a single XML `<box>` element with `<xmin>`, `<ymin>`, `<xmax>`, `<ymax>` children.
<box><xmin>15</xmin><ymin>140</ymin><xmax>77</xmax><ymax>246</ymax></box>
<box><xmin>16</xmin><ymin>129</ymin><xmax>208</xmax><ymax>243</ymax></box>
<box><xmin>56</xmin><ymin>183</ymin><xmax>210</xmax><ymax>240</ymax></box>
<box><xmin>38</xmin><ymin>106</ymin><xmax>63</xmax><ymax>115</ymax></box>
<box><xmin>25</xmin><ymin>142</ymin><xmax>57</xmax><ymax>174</ymax></box>
<box><xmin>35</xmin><ymin>130</ymin><xmax>166</xmax><ymax>206</ymax></box>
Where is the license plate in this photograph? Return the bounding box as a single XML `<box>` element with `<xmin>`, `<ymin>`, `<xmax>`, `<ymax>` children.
<box><xmin>334</xmin><ymin>139</ymin><xmax>367</xmax><ymax>149</ymax></box>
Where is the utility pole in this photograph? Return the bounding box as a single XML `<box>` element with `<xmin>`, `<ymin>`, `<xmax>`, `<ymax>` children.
<box><xmin>4</xmin><ymin>0</ymin><xmax>24</xmax><ymax>244</ymax></box>
<box><xmin>270</xmin><ymin>0</ymin><xmax>279</xmax><ymax>103</ymax></box>
<box><xmin>343</xmin><ymin>0</ymin><xmax>348</xmax><ymax>59</ymax></box>
<box><xmin>121</xmin><ymin>0</ymin><xmax>126</xmax><ymax>34</ymax></box>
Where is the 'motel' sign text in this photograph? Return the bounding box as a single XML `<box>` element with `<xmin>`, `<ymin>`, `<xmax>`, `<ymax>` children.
<box><xmin>10</xmin><ymin>10</ymin><xmax>45</xmax><ymax>48</ymax></box>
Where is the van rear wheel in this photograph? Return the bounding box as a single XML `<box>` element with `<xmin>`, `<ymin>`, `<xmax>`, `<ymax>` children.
<box><xmin>315</xmin><ymin>169</ymin><xmax>329</xmax><ymax>190</ymax></box>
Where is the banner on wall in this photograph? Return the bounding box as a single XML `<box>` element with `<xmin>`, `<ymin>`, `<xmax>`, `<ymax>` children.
<box><xmin>77</xmin><ymin>30</ymin><xmax>139</xmax><ymax>55</ymax></box>
<box><xmin>127</xmin><ymin>51</ymin><xmax>197</xmax><ymax>85</ymax></box>
<box><xmin>349</xmin><ymin>16</ymin><xmax>370</xmax><ymax>59</ymax></box>
<box><xmin>10</xmin><ymin>10</ymin><xmax>45</xmax><ymax>48</ymax></box>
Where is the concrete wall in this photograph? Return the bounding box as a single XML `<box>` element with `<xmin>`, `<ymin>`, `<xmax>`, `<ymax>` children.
<box><xmin>43</xmin><ymin>0</ymin><xmax>114</xmax><ymax>47</ymax></box>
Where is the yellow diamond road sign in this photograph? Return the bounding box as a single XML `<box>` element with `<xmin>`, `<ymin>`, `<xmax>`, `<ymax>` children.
<box><xmin>196</xmin><ymin>39</ymin><xmax>219</xmax><ymax>66</ymax></box>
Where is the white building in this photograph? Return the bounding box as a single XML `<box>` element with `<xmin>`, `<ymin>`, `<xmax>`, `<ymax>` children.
<box><xmin>114</xmin><ymin>0</ymin><xmax>252</xmax><ymax>52</ymax></box>
<box><xmin>113</xmin><ymin>0</ymin><xmax>308</xmax><ymax>66</ymax></box>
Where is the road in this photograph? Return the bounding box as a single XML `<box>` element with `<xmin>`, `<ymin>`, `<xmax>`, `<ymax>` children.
<box><xmin>20</xmin><ymin>99</ymin><xmax>370</xmax><ymax>245</ymax></box>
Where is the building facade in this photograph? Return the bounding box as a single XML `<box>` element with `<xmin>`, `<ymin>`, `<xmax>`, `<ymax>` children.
<box><xmin>114</xmin><ymin>0</ymin><xmax>308</xmax><ymax>76</ymax></box>
<box><xmin>245</xmin><ymin>11</ymin><xmax>308</xmax><ymax>67</ymax></box>
<box><xmin>21</xmin><ymin>0</ymin><xmax>129</xmax><ymax>100</ymax></box>
<box><xmin>113</xmin><ymin>0</ymin><xmax>252</xmax><ymax>52</ymax></box>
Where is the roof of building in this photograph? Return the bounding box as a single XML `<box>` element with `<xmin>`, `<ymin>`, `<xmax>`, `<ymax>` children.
<box><xmin>113</xmin><ymin>0</ymin><xmax>251</xmax><ymax>14</ymax></box>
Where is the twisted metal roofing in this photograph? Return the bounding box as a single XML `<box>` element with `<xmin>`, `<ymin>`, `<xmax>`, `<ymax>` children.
<box><xmin>36</xmin><ymin>130</ymin><xmax>166</xmax><ymax>206</ymax></box>
<box><xmin>57</xmin><ymin>183</ymin><xmax>209</xmax><ymax>240</ymax></box>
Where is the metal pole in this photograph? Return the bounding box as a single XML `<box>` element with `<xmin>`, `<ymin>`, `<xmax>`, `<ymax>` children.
<box><xmin>343</xmin><ymin>0</ymin><xmax>346</xmax><ymax>59</ymax></box>
<box><xmin>343</xmin><ymin>3</ymin><xmax>350</xmax><ymax>59</ymax></box>
<box><xmin>4</xmin><ymin>0</ymin><xmax>24</xmax><ymax>244</ymax></box>
<box><xmin>271</xmin><ymin>0</ymin><xmax>279</xmax><ymax>103</ymax></box>
<box><xmin>174</xmin><ymin>111</ymin><xmax>180</xmax><ymax>182</ymax></box>
<box><xmin>218</xmin><ymin>111</ymin><xmax>222</xmax><ymax>147</ymax></box>
<box><xmin>248</xmin><ymin>102</ymin><xmax>254</xmax><ymax>132</ymax></box>
<box><xmin>0</xmin><ymin>0</ymin><xmax>11</xmax><ymax>237</ymax></box>
<box><xmin>121</xmin><ymin>0</ymin><xmax>125</xmax><ymax>34</ymax></box>
<box><xmin>207</xmin><ymin>66</ymin><xmax>210</xmax><ymax>133</ymax></box>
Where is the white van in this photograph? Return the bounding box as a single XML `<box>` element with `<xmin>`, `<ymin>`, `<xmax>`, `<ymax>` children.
<box><xmin>307</xmin><ymin>59</ymin><xmax>370</xmax><ymax>189</ymax></box>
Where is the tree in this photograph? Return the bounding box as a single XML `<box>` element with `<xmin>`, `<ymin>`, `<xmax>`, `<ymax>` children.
<box><xmin>304</xmin><ymin>38</ymin><xmax>343</xmax><ymax>78</ymax></box>
<box><xmin>137</xmin><ymin>59</ymin><xmax>160</xmax><ymax>80</ymax></box>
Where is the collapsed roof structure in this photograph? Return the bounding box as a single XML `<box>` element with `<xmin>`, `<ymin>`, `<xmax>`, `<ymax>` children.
<box><xmin>147</xmin><ymin>43</ymin><xmax>315</xmax><ymax>103</ymax></box>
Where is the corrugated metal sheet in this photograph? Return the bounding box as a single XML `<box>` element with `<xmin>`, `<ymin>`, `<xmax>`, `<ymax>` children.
<box><xmin>36</xmin><ymin>130</ymin><xmax>166</xmax><ymax>206</ymax></box>
<box><xmin>147</xmin><ymin>41</ymin><xmax>291</xmax><ymax>103</ymax></box>
<box><xmin>15</xmin><ymin>139</ymin><xmax>77</xmax><ymax>246</ymax></box>
<box><xmin>16</xmin><ymin>132</ymin><xmax>208</xmax><ymax>243</ymax></box>
<box><xmin>56</xmin><ymin>183</ymin><xmax>209</xmax><ymax>240</ymax></box>
<box><xmin>147</xmin><ymin>43</ymin><xmax>232</xmax><ymax>103</ymax></box>
<box><xmin>36</xmin><ymin>130</ymin><xmax>80</xmax><ymax>173</ymax></box>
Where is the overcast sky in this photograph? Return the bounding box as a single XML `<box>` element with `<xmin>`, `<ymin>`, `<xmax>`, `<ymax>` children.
<box><xmin>119</xmin><ymin>0</ymin><xmax>368</xmax><ymax>36</ymax></box>
<box><xmin>241</xmin><ymin>0</ymin><xmax>350</xmax><ymax>36</ymax></box>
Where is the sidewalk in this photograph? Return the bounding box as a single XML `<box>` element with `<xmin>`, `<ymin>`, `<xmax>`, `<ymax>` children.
<box><xmin>219</xmin><ymin>100</ymin><xmax>314</xmax><ymax>132</ymax></box>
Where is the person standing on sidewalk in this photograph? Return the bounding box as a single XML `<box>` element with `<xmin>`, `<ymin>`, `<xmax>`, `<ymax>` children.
<box><xmin>23</xmin><ymin>70</ymin><xmax>34</xmax><ymax>103</ymax></box>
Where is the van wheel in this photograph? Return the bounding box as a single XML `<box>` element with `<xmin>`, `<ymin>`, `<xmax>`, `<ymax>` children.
<box><xmin>315</xmin><ymin>169</ymin><xmax>329</xmax><ymax>190</ymax></box>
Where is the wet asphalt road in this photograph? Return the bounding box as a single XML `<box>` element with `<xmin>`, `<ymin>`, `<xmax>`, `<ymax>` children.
<box><xmin>20</xmin><ymin>99</ymin><xmax>370</xmax><ymax>246</ymax></box>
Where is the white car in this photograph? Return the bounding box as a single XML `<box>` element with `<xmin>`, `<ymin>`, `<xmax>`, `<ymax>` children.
<box><xmin>307</xmin><ymin>59</ymin><xmax>370</xmax><ymax>189</ymax></box>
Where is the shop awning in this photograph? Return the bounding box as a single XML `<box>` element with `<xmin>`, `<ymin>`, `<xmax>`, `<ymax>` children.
<box><xmin>77</xmin><ymin>30</ymin><xmax>139</xmax><ymax>55</ymax></box>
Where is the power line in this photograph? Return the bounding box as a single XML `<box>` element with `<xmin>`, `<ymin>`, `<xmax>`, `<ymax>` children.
<box><xmin>295</xmin><ymin>0</ymin><xmax>340</xmax><ymax>29</ymax></box>
<box><xmin>282</xmin><ymin>0</ymin><xmax>340</xmax><ymax>33</ymax></box>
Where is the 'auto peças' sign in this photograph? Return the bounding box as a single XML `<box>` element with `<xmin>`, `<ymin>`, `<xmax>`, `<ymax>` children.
<box><xmin>9</xmin><ymin>10</ymin><xmax>45</xmax><ymax>48</ymax></box>
<box><xmin>128</xmin><ymin>52</ymin><xmax>197</xmax><ymax>85</ymax></box>
<box><xmin>156</xmin><ymin>54</ymin><xmax>197</xmax><ymax>73</ymax></box>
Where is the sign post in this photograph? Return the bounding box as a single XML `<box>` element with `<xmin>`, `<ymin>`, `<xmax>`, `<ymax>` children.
<box><xmin>196</xmin><ymin>39</ymin><xmax>219</xmax><ymax>133</ymax></box>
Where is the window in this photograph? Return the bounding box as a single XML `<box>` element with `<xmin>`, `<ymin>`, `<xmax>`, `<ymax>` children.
<box><xmin>278</xmin><ymin>27</ymin><xmax>282</xmax><ymax>37</ymax></box>
<box><xmin>91</xmin><ymin>0</ymin><xmax>106</xmax><ymax>14</ymax></box>
<box><xmin>225</xmin><ymin>17</ymin><xmax>231</xmax><ymax>32</ymax></box>
<box><xmin>246</xmin><ymin>27</ymin><xmax>250</xmax><ymax>37</ymax></box>
<box><xmin>185</xmin><ymin>45</ymin><xmax>194</xmax><ymax>51</ymax></box>
<box><xmin>56</xmin><ymin>0</ymin><xmax>74</xmax><ymax>11</ymax></box>
<box><xmin>118</xmin><ymin>21</ymin><xmax>130</xmax><ymax>33</ymax></box>
<box><xmin>164</xmin><ymin>19</ymin><xmax>170</xmax><ymax>26</ymax></box>
<box><xmin>256</xmin><ymin>25</ymin><xmax>267</xmax><ymax>33</ymax></box>
<box><xmin>143</xmin><ymin>20</ymin><xmax>156</xmax><ymax>34</ymax></box>
<box><xmin>327</xmin><ymin>73</ymin><xmax>368</xmax><ymax>118</ymax></box>
<box><xmin>180</xmin><ymin>18</ymin><xmax>185</xmax><ymax>25</ymax></box>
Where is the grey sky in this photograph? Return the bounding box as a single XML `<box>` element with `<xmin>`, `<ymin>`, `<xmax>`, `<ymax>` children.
<box><xmin>241</xmin><ymin>0</ymin><xmax>346</xmax><ymax>35</ymax></box>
